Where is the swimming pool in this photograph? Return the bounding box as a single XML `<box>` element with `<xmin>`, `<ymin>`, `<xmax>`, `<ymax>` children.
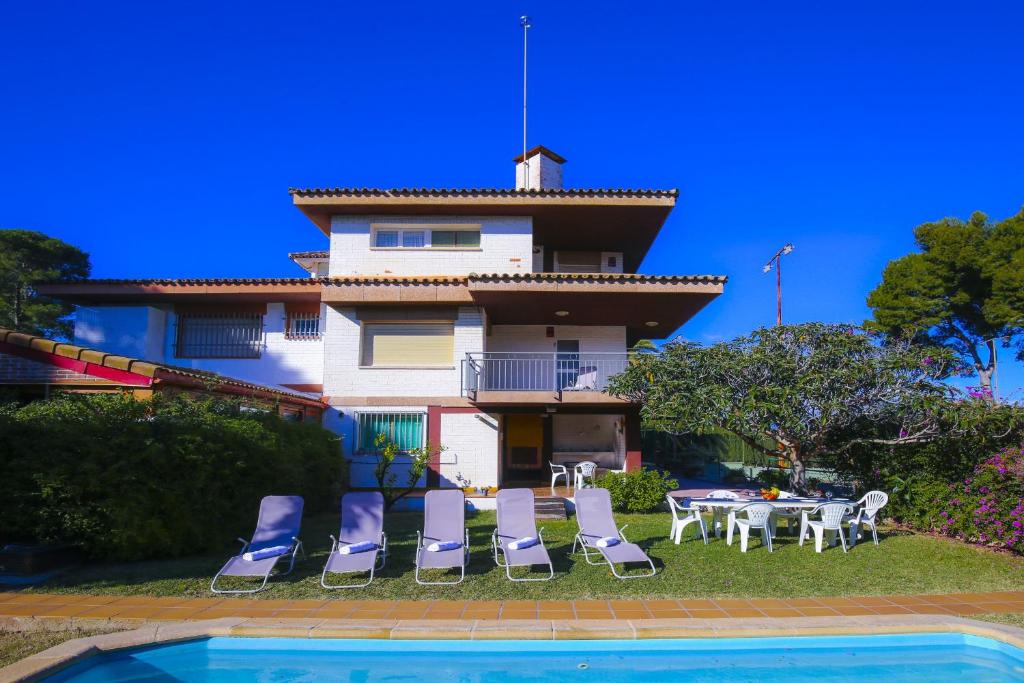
<box><xmin>45</xmin><ymin>634</ymin><xmax>1024</xmax><ymax>682</ymax></box>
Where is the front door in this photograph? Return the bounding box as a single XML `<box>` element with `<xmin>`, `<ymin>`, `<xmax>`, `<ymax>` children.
<box><xmin>503</xmin><ymin>414</ymin><xmax>545</xmax><ymax>484</ymax></box>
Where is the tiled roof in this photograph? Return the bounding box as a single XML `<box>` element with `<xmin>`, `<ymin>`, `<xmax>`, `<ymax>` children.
<box><xmin>468</xmin><ymin>272</ymin><xmax>728</xmax><ymax>285</ymax></box>
<box><xmin>43</xmin><ymin>273</ymin><xmax>726</xmax><ymax>288</ymax></box>
<box><xmin>0</xmin><ymin>328</ymin><xmax>323</xmax><ymax>406</ymax></box>
<box><xmin>288</xmin><ymin>251</ymin><xmax>329</xmax><ymax>260</ymax></box>
<box><xmin>288</xmin><ymin>187</ymin><xmax>678</xmax><ymax>199</ymax></box>
<box><xmin>42</xmin><ymin>278</ymin><xmax>319</xmax><ymax>286</ymax></box>
<box><xmin>323</xmin><ymin>275</ymin><xmax>467</xmax><ymax>285</ymax></box>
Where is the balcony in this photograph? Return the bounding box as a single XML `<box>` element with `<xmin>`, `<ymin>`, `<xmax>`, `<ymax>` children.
<box><xmin>461</xmin><ymin>352</ymin><xmax>631</xmax><ymax>403</ymax></box>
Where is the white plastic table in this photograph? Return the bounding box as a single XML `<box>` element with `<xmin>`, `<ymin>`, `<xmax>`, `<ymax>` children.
<box><xmin>682</xmin><ymin>496</ymin><xmax>854</xmax><ymax>546</ymax></box>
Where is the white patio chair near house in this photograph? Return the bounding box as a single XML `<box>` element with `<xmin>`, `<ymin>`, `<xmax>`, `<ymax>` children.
<box><xmin>574</xmin><ymin>461</ymin><xmax>598</xmax><ymax>490</ymax></box>
<box><xmin>733</xmin><ymin>502</ymin><xmax>775</xmax><ymax>553</ymax></box>
<box><xmin>666</xmin><ymin>494</ymin><xmax>708</xmax><ymax>545</ymax></box>
<box><xmin>774</xmin><ymin>490</ymin><xmax>803</xmax><ymax>535</ymax></box>
<box><xmin>706</xmin><ymin>489</ymin><xmax>741</xmax><ymax>538</ymax></box>
<box><xmin>549</xmin><ymin>462</ymin><xmax>569</xmax><ymax>494</ymax></box>
<box><xmin>805</xmin><ymin>502</ymin><xmax>855</xmax><ymax>553</ymax></box>
<box><xmin>845</xmin><ymin>491</ymin><xmax>889</xmax><ymax>546</ymax></box>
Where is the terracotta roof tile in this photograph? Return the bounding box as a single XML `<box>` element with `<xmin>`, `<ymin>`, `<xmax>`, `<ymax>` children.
<box><xmin>288</xmin><ymin>187</ymin><xmax>677</xmax><ymax>199</ymax></box>
<box><xmin>42</xmin><ymin>278</ymin><xmax>319</xmax><ymax>286</ymax></box>
<box><xmin>288</xmin><ymin>251</ymin><xmax>329</xmax><ymax>260</ymax></box>
<box><xmin>467</xmin><ymin>272</ymin><xmax>728</xmax><ymax>285</ymax></box>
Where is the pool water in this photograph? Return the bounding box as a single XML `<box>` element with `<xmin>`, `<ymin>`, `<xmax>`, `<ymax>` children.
<box><xmin>45</xmin><ymin>634</ymin><xmax>1024</xmax><ymax>682</ymax></box>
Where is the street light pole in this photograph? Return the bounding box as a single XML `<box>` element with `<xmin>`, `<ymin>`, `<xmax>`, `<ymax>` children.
<box><xmin>763</xmin><ymin>243</ymin><xmax>794</xmax><ymax>326</ymax></box>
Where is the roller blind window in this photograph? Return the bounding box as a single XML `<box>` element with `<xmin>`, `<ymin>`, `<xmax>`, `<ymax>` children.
<box><xmin>361</xmin><ymin>323</ymin><xmax>455</xmax><ymax>367</ymax></box>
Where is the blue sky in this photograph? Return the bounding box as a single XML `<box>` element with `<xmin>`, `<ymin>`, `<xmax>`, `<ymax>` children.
<box><xmin>2</xmin><ymin>1</ymin><xmax>1022</xmax><ymax>396</ymax></box>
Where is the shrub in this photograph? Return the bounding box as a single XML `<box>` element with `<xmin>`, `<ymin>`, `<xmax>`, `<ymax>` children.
<box><xmin>0</xmin><ymin>393</ymin><xmax>344</xmax><ymax>561</ymax></box>
<box><xmin>935</xmin><ymin>446</ymin><xmax>1024</xmax><ymax>553</ymax></box>
<box><xmin>594</xmin><ymin>468</ymin><xmax>679</xmax><ymax>513</ymax></box>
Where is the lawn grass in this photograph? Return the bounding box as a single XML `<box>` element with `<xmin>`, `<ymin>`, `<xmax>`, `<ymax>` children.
<box><xmin>0</xmin><ymin>623</ymin><xmax>125</xmax><ymax>669</ymax></box>
<box><xmin>24</xmin><ymin>511</ymin><xmax>1024</xmax><ymax>601</ymax></box>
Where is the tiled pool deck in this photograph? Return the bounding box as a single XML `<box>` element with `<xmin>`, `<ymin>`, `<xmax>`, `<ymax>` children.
<box><xmin>2</xmin><ymin>590</ymin><xmax>1023</xmax><ymax>622</ymax></box>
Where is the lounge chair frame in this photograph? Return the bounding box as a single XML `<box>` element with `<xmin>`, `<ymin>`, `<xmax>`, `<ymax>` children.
<box><xmin>572</xmin><ymin>524</ymin><xmax>656</xmax><ymax>580</ymax></box>
<box><xmin>210</xmin><ymin>535</ymin><xmax>305</xmax><ymax>595</ymax></box>
<box><xmin>320</xmin><ymin>532</ymin><xmax>388</xmax><ymax>589</ymax></box>
<box><xmin>414</xmin><ymin>529</ymin><xmax>470</xmax><ymax>586</ymax></box>
<box><xmin>491</xmin><ymin>528</ymin><xmax>555</xmax><ymax>582</ymax></box>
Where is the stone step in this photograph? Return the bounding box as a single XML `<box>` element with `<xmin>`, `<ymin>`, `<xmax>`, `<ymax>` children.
<box><xmin>534</xmin><ymin>497</ymin><xmax>568</xmax><ymax>520</ymax></box>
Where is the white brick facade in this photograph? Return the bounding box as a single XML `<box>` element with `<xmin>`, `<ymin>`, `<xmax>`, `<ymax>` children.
<box><xmin>439</xmin><ymin>411</ymin><xmax>500</xmax><ymax>489</ymax></box>
<box><xmin>329</xmin><ymin>215</ymin><xmax>533</xmax><ymax>276</ymax></box>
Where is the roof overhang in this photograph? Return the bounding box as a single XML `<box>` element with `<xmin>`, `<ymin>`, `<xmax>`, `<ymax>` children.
<box><xmin>321</xmin><ymin>273</ymin><xmax>726</xmax><ymax>340</ymax></box>
<box><xmin>36</xmin><ymin>279</ymin><xmax>322</xmax><ymax>304</ymax></box>
<box><xmin>290</xmin><ymin>188</ymin><xmax>678</xmax><ymax>271</ymax></box>
<box><xmin>468</xmin><ymin>274</ymin><xmax>725</xmax><ymax>341</ymax></box>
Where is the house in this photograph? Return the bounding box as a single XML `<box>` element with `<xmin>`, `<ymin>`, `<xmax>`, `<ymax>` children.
<box><xmin>35</xmin><ymin>147</ymin><xmax>726</xmax><ymax>492</ymax></box>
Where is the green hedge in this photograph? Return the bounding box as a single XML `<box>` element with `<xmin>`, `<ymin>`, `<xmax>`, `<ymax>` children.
<box><xmin>0</xmin><ymin>393</ymin><xmax>344</xmax><ymax>561</ymax></box>
<box><xmin>594</xmin><ymin>468</ymin><xmax>679</xmax><ymax>513</ymax></box>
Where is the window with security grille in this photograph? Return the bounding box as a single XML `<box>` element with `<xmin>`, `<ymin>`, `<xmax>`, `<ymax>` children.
<box><xmin>175</xmin><ymin>313</ymin><xmax>263</xmax><ymax>358</ymax></box>
<box><xmin>356</xmin><ymin>411</ymin><xmax>425</xmax><ymax>453</ymax></box>
<box><xmin>285</xmin><ymin>312</ymin><xmax>321</xmax><ymax>339</ymax></box>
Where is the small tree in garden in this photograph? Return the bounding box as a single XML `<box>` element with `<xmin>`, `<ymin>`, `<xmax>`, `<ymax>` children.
<box><xmin>608</xmin><ymin>323</ymin><xmax>957</xmax><ymax>492</ymax></box>
<box><xmin>372</xmin><ymin>433</ymin><xmax>436</xmax><ymax>510</ymax></box>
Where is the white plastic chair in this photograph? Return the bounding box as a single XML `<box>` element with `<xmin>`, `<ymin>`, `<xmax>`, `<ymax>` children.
<box><xmin>733</xmin><ymin>503</ymin><xmax>775</xmax><ymax>553</ymax></box>
<box><xmin>666</xmin><ymin>494</ymin><xmax>708</xmax><ymax>545</ymax></box>
<box><xmin>774</xmin><ymin>491</ymin><xmax>802</xmax><ymax>535</ymax></box>
<box><xmin>549</xmin><ymin>462</ymin><xmax>569</xmax><ymax>494</ymax></box>
<box><xmin>846</xmin><ymin>491</ymin><xmax>889</xmax><ymax>546</ymax></box>
<box><xmin>806</xmin><ymin>502</ymin><xmax>854</xmax><ymax>553</ymax></box>
<box><xmin>574</xmin><ymin>461</ymin><xmax>597</xmax><ymax>490</ymax></box>
<box><xmin>706</xmin><ymin>489</ymin><xmax>740</xmax><ymax>538</ymax></box>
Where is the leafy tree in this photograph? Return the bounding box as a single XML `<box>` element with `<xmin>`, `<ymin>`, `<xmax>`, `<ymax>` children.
<box><xmin>0</xmin><ymin>229</ymin><xmax>90</xmax><ymax>339</ymax></box>
<box><xmin>372</xmin><ymin>432</ymin><xmax>436</xmax><ymax>510</ymax></box>
<box><xmin>608</xmin><ymin>323</ymin><xmax>956</xmax><ymax>492</ymax></box>
<box><xmin>866</xmin><ymin>209</ymin><xmax>1024</xmax><ymax>395</ymax></box>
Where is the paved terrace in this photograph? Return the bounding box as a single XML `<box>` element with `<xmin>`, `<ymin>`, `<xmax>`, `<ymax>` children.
<box><xmin>3</xmin><ymin>591</ymin><xmax>1023</xmax><ymax>622</ymax></box>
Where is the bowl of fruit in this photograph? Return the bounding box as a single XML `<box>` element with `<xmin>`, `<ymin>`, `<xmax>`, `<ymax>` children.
<box><xmin>760</xmin><ymin>486</ymin><xmax>780</xmax><ymax>501</ymax></box>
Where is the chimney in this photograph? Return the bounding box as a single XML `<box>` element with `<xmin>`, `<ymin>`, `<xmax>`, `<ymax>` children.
<box><xmin>514</xmin><ymin>145</ymin><xmax>566</xmax><ymax>190</ymax></box>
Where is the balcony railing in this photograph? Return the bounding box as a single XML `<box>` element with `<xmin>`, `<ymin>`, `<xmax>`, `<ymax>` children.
<box><xmin>461</xmin><ymin>352</ymin><xmax>630</xmax><ymax>397</ymax></box>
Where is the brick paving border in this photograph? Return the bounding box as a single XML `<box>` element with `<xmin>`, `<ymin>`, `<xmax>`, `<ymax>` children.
<box><xmin>2</xmin><ymin>591</ymin><xmax>1023</xmax><ymax>623</ymax></box>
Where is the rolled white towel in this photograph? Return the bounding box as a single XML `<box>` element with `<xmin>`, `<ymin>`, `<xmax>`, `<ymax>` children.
<box><xmin>426</xmin><ymin>540</ymin><xmax>462</xmax><ymax>552</ymax></box>
<box><xmin>242</xmin><ymin>545</ymin><xmax>291</xmax><ymax>561</ymax></box>
<box><xmin>595</xmin><ymin>536</ymin><xmax>620</xmax><ymax>548</ymax></box>
<box><xmin>507</xmin><ymin>536</ymin><xmax>539</xmax><ymax>550</ymax></box>
<box><xmin>338</xmin><ymin>541</ymin><xmax>377</xmax><ymax>555</ymax></box>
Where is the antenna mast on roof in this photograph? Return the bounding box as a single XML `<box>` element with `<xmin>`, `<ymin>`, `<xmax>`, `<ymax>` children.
<box><xmin>520</xmin><ymin>15</ymin><xmax>531</xmax><ymax>190</ymax></box>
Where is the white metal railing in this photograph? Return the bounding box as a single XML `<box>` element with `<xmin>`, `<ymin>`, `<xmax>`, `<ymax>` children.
<box><xmin>461</xmin><ymin>352</ymin><xmax>630</xmax><ymax>396</ymax></box>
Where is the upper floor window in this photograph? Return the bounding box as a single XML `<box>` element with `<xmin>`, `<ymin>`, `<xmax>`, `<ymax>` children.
<box><xmin>360</xmin><ymin>322</ymin><xmax>454</xmax><ymax>367</ymax></box>
<box><xmin>285</xmin><ymin>312</ymin><xmax>321</xmax><ymax>339</ymax></box>
<box><xmin>175</xmin><ymin>313</ymin><xmax>263</xmax><ymax>359</ymax></box>
<box><xmin>371</xmin><ymin>224</ymin><xmax>481</xmax><ymax>250</ymax></box>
